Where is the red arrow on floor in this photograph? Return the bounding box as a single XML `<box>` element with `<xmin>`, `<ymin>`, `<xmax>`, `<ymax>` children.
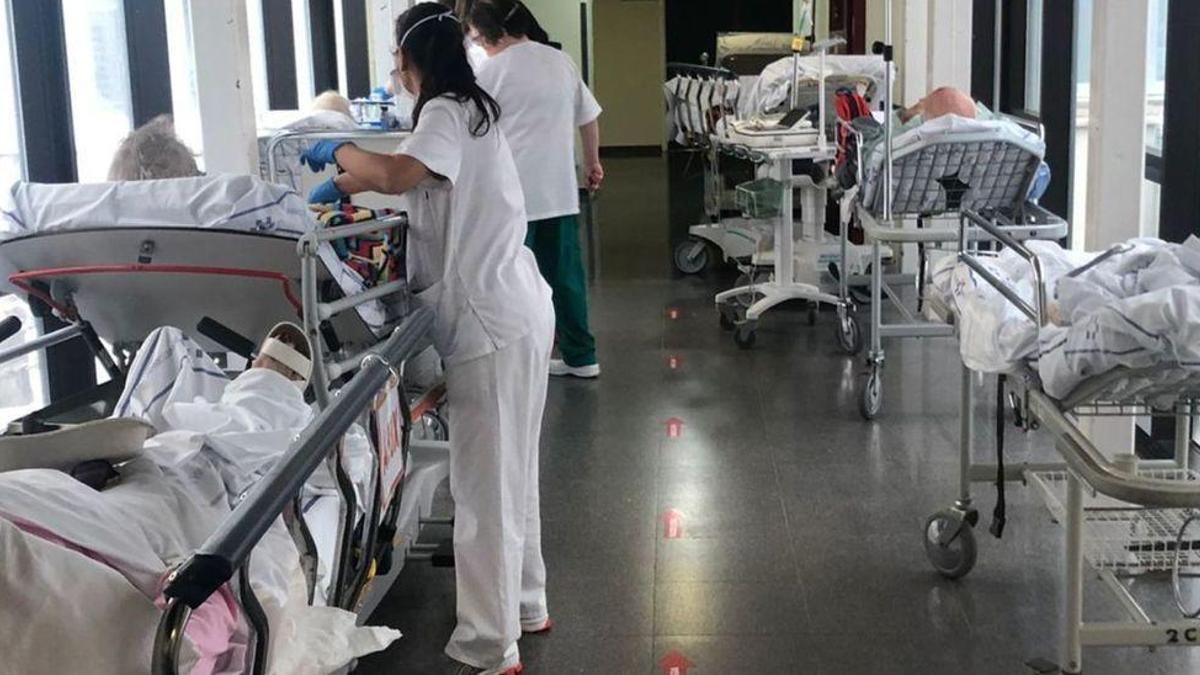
<box><xmin>662</xmin><ymin>508</ymin><xmax>684</xmax><ymax>539</ymax></box>
<box><xmin>658</xmin><ymin>650</ymin><xmax>695</xmax><ymax>675</ymax></box>
<box><xmin>665</xmin><ymin>417</ymin><xmax>683</xmax><ymax>438</ymax></box>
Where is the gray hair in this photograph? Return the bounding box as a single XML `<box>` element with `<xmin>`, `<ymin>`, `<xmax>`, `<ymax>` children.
<box><xmin>107</xmin><ymin>115</ymin><xmax>201</xmax><ymax>181</ymax></box>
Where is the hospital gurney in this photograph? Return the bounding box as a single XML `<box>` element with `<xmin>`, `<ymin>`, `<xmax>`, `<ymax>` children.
<box><xmin>924</xmin><ymin>216</ymin><xmax>1200</xmax><ymax>674</ymax></box>
<box><xmin>0</xmin><ymin>176</ymin><xmax>451</xmax><ymax>671</ymax></box>
<box><xmin>841</xmin><ymin>27</ymin><xmax>1066</xmax><ymax>418</ymax></box>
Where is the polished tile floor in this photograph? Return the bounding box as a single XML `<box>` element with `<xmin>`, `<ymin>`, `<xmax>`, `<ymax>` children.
<box><xmin>359</xmin><ymin>156</ymin><xmax>1200</xmax><ymax>674</ymax></box>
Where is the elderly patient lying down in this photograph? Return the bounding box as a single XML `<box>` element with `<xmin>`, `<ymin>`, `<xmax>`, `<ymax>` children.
<box><xmin>0</xmin><ymin>324</ymin><xmax>397</xmax><ymax>675</ymax></box>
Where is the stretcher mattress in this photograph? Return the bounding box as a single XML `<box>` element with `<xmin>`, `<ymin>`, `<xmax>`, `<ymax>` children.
<box><xmin>930</xmin><ymin>237</ymin><xmax>1200</xmax><ymax>400</ymax></box>
<box><xmin>0</xmin><ymin>176</ymin><xmax>395</xmax><ymax>348</ymax></box>
<box><xmin>738</xmin><ymin>54</ymin><xmax>891</xmax><ymax>120</ymax></box>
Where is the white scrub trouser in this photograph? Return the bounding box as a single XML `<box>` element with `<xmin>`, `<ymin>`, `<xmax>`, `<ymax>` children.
<box><xmin>444</xmin><ymin>327</ymin><xmax>552</xmax><ymax>672</ymax></box>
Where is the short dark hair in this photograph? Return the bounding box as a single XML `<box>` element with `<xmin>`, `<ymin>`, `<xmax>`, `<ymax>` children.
<box><xmin>395</xmin><ymin>2</ymin><xmax>501</xmax><ymax>136</ymax></box>
<box><xmin>466</xmin><ymin>0</ymin><xmax>550</xmax><ymax>45</ymax></box>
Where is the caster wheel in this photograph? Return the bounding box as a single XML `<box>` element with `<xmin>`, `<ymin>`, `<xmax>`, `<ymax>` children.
<box><xmin>421</xmin><ymin>409</ymin><xmax>449</xmax><ymax>442</ymax></box>
<box><xmin>718</xmin><ymin>303</ymin><xmax>739</xmax><ymax>331</ymax></box>
<box><xmin>836</xmin><ymin>313</ymin><xmax>862</xmax><ymax>356</ymax></box>
<box><xmin>734</xmin><ymin>324</ymin><xmax>757</xmax><ymax>349</ymax></box>
<box><xmin>924</xmin><ymin>510</ymin><xmax>978</xmax><ymax>579</ymax></box>
<box><xmin>674</xmin><ymin>239</ymin><xmax>710</xmax><ymax>275</ymax></box>
<box><xmin>806</xmin><ymin>302</ymin><xmax>818</xmax><ymax>326</ymax></box>
<box><xmin>719</xmin><ymin>311</ymin><xmax>735</xmax><ymax>331</ymax></box>
<box><xmin>859</xmin><ymin>369</ymin><xmax>882</xmax><ymax>420</ymax></box>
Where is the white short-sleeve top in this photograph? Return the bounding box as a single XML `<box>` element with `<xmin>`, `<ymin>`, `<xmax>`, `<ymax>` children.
<box><xmin>476</xmin><ymin>42</ymin><xmax>602</xmax><ymax>221</ymax></box>
<box><xmin>400</xmin><ymin>95</ymin><xmax>552</xmax><ymax>365</ymax></box>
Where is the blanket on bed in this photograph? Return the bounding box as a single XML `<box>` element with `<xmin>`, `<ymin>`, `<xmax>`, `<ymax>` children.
<box><xmin>931</xmin><ymin>237</ymin><xmax>1200</xmax><ymax>400</ymax></box>
<box><xmin>0</xmin><ymin>327</ymin><xmax>396</xmax><ymax>674</ymax></box>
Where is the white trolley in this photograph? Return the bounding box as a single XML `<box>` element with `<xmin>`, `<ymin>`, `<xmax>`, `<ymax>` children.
<box><xmin>924</xmin><ymin>215</ymin><xmax>1200</xmax><ymax>674</ymax></box>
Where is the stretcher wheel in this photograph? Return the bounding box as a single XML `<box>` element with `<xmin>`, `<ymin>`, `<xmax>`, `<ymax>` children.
<box><xmin>858</xmin><ymin>369</ymin><xmax>882</xmax><ymax>420</ymax></box>
<box><xmin>674</xmin><ymin>239</ymin><xmax>710</xmax><ymax>275</ymax></box>
<box><xmin>924</xmin><ymin>510</ymin><xmax>978</xmax><ymax>579</ymax></box>
<box><xmin>718</xmin><ymin>304</ymin><xmax>738</xmax><ymax>331</ymax></box>
<box><xmin>837</xmin><ymin>313</ymin><xmax>862</xmax><ymax>355</ymax></box>
<box><xmin>734</xmin><ymin>324</ymin><xmax>757</xmax><ymax>349</ymax></box>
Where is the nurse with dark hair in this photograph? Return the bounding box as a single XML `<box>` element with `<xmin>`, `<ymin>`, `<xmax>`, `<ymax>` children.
<box><xmin>468</xmin><ymin>0</ymin><xmax>605</xmax><ymax>379</ymax></box>
<box><xmin>301</xmin><ymin>3</ymin><xmax>553</xmax><ymax>673</ymax></box>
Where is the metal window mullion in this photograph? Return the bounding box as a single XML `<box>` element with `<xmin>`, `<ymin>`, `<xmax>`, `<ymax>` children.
<box><xmin>123</xmin><ymin>0</ymin><xmax>173</xmax><ymax>126</ymax></box>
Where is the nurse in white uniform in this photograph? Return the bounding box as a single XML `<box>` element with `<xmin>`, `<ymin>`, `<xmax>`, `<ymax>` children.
<box><xmin>467</xmin><ymin>0</ymin><xmax>605</xmax><ymax>379</ymax></box>
<box><xmin>300</xmin><ymin>4</ymin><xmax>553</xmax><ymax>673</ymax></box>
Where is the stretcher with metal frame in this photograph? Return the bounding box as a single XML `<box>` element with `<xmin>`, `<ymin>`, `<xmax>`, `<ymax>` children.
<box><xmin>261</xmin><ymin>128</ymin><xmax>411</xmax><ymax>211</ymax></box>
<box><xmin>0</xmin><ymin>206</ymin><xmax>451</xmax><ymax>673</ymax></box>
<box><xmin>841</xmin><ymin>14</ymin><xmax>1067</xmax><ymax>419</ymax></box>
<box><xmin>923</xmin><ymin>215</ymin><xmax>1200</xmax><ymax>675</ymax></box>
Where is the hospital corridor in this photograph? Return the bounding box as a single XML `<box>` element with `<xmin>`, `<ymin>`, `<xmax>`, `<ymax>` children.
<box><xmin>1</xmin><ymin>1</ymin><xmax>1200</xmax><ymax>674</ymax></box>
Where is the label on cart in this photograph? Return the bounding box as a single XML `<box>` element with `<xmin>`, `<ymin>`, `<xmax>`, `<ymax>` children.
<box><xmin>373</xmin><ymin>373</ymin><xmax>405</xmax><ymax>508</ymax></box>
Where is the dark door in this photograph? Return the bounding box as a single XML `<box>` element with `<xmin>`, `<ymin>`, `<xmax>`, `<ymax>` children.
<box><xmin>664</xmin><ymin>0</ymin><xmax>792</xmax><ymax>65</ymax></box>
<box><xmin>828</xmin><ymin>0</ymin><xmax>867</xmax><ymax>54</ymax></box>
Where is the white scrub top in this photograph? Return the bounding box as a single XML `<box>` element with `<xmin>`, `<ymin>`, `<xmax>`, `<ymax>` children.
<box><xmin>400</xmin><ymin>96</ymin><xmax>552</xmax><ymax>366</ymax></box>
<box><xmin>476</xmin><ymin>41</ymin><xmax>602</xmax><ymax>222</ymax></box>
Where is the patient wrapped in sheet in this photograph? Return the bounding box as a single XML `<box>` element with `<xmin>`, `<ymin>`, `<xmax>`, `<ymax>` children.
<box><xmin>930</xmin><ymin>236</ymin><xmax>1200</xmax><ymax>400</ymax></box>
<box><xmin>0</xmin><ymin>326</ymin><xmax>396</xmax><ymax>674</ymax></box>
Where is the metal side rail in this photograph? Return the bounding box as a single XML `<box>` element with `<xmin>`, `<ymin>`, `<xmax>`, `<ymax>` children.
<box><xmin>152</xmin><ymin>307</ymin><xmax>433</xmax><ymax>675</ymax></box>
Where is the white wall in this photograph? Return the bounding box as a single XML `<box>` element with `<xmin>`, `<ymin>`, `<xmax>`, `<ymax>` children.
<box><xmin>524</xmin><ymin>0</ymin><xmax>586</xmax><ymax>74</ymax></box>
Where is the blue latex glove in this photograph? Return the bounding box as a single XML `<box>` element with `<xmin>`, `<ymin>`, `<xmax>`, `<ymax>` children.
<box><xmin>1027</xmin><ymin>161</ymin><xmax>1051</xmax><ymax>202</ymax></box>
<box><xmin>300</xmin><ymin>140</ymin><xmax>352</xmax><ymax>173</ymax></box>
<box><xmin>308</xmin><ymin>177</ymin><xmax>345</xmax><ymax>205</ymax></box>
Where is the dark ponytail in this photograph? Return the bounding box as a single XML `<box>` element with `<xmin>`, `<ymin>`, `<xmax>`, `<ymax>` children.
<box><xmin>467</xmin><ymin>0</ymin><xmax>550</xmax><ymax>45</ymax></box>
<box><xmin>396</xmin><ymin>2</ymin><xmax>501</xmax><ymax>137</ymax></box>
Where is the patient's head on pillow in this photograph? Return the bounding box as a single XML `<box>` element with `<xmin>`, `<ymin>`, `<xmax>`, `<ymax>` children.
<box><xmin>253</xmin><ymin>323</ymin><xmax>312</xmax><ymax>384</ymax></box>
<box><xmin>918</xmin><ymin>87</ymin><xmax>977</xmax><ymax>121</ymax></box>
<box><xmin>311</xmin><ymin>90</ymin><xmax>355</xmax><ymax>121</ymax></box>
<box><xmin>107</xmin><ymin>115</ymin><xmax>201</xmax><ymax>181</ymax></box>
<box><xmin>899</xmin><ymin>86</ymin><xmax>978</xmax><ymax>124</ymax></box>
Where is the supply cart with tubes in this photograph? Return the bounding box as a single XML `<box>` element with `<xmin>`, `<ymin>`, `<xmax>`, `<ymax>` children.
<box><xmin>922</xmin><ymin>214</ymin><xmax>1200</xmax><ymax>675</ymax></box>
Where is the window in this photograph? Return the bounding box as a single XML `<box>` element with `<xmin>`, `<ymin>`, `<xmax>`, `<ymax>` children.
<box><xmin>1142</xmin><ymin>0</ymin><xmax>1169</xmax><ymax>237</ymax></box>
<box><xmin>1024</xmin><ymin>0</ymin><xmax>1043</xmax><ymax>115</ymax></box>
<box><xmin>62</xmin><ymin>0</ymin><xmax>135</xmax><ymax>182</ymax></box>
<box><xmin>163</xmin><ymin>0</ymin><xmax>204</xmax><ymax>168</ymax></box>
<box><xmin>0</xmin><ymin>0</ymin><xmax>23</xmax><ymax>190</ymax></box>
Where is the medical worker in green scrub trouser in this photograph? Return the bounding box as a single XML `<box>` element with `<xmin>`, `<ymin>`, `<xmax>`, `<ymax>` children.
<box><xmin>467</xmin><ymin>0</ymin><xmax>603</xmax><ymax>378</ymax></box>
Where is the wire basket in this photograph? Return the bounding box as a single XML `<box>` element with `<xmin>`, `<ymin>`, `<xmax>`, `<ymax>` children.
<box><xmin>735</xmin><ymin>177</ymin><xmax>784</xmax><ymax>219</ymax></box>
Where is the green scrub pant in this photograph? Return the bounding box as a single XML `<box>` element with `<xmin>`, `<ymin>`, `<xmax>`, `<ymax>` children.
<box><xmin>524</xmin><ymin>214</ymin><xmax>596</xmax><ymax>367</ymax></box>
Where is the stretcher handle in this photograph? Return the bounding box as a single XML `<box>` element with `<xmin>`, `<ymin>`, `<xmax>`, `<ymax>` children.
<box><xmin>0</xmin><ymin>315</ymin><xmax>21</xmax><ymax>343</ymax></box>
<box><xmin>1028</xmin><ymin>388</ymin><xmax>1200</xmax><ymax>509</ymax></box>
<box><xmin>957</xmin><ymin>209</ymin><xmax>1048</xmax><ymax>327</ymax></box>
<box><xmin>157</xmin><ymin>307</ymin><xmax>434</xmax><ymax>610</ymax></box>
<box><xmin>196</xmin><ymin>317</ymin><xmax>256</xmax><ymax>361</ymax></box>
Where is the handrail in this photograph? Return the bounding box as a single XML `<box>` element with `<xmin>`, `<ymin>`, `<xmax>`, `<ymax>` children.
<box><xmin>265</xmin><ymin>129</ymin><xmax>410</xmax><ymax>181</ymax></box>
<box><xmin>1028</xmin><ymin>389</ymin><xmax>1200</xmax><ymax>509</ymax></box>
<box><xmin>0</xmin><ymin>322</ymin><xmax>83</xmax><ymax>366</ymax></box>
<box><xmin>151</xmin><ymin>306</ymin><xmax>433</xmax><ymax>675</ymax></box>
<box><xmin>957</xmin><ymin>209</ymin><xmax>1047</xmax><ymax>327</ymax></box>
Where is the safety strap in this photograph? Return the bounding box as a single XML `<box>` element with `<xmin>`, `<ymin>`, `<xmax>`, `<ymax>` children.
<box><xmin>990</xmin><ymin>373</ymin><xmax>1007</xmax><ymax>539</ymax></box>
<box><xmin>260</xmin><ymin>337</ymin><xmax>312</xmax><ymax>384</ymax></box>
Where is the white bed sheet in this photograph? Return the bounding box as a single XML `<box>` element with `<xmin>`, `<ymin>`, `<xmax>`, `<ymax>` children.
<box><xmin>0</xmin><ymin>328</ymin><xmax>396</xmax><ymax>673</ymax></box>
<box><xmin>738</xmin><ymin>54</ymin><xmax>892</xmax><ymax>120</ymax></box>
<box><xmin>931</xmin><ymin>237</ymin><xmax>1200</xmax><ymax>399</ymax></box>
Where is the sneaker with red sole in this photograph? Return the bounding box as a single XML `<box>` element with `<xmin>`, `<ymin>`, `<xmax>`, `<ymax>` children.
<box><xmin>520</xmin><ymin>617</ymin><xmax>554</xmax><ymax>634</ymax></box>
